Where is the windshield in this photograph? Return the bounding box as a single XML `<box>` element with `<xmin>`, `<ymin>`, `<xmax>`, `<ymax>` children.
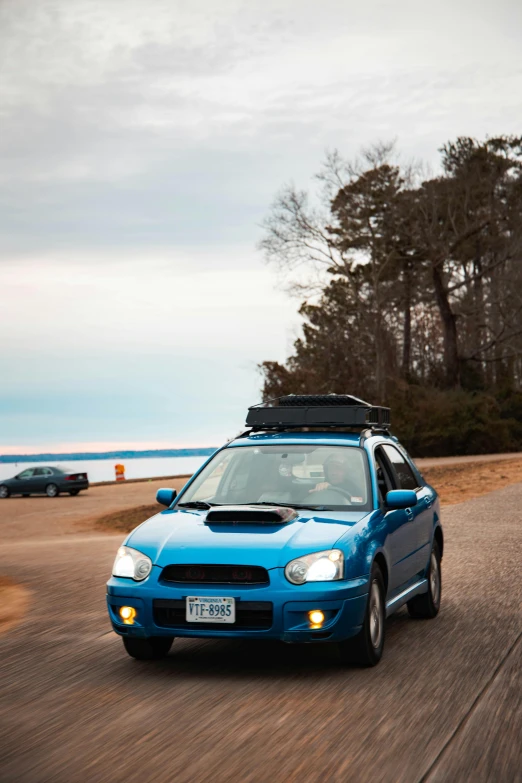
<box><xmin>177</xmin><ymin>444</ymin><xmax>371</xmax><ymax>510</ymax></box>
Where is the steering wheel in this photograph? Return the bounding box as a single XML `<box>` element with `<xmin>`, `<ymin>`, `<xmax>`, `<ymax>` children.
<box><xmin>309</xmin><ymin>487</ymin><xmax>351</xmax><ymax>505</ymax></box>
<box><xmin>328</xmin><ymin>486</ymin><xmax>353</xmax><ymax>501</ymax></box>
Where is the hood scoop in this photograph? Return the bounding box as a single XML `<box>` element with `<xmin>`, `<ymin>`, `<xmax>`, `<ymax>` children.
<box><xmin>205</xmin><ymin>505</ymin><xmax>298</xmax><ymax>525</ymax></box>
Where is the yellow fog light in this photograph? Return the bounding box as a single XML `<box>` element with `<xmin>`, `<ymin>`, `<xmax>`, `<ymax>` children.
<box><xmin>119</xmin><ymin>606</ymin><xmax>137</xmax><ymax>625</ymax></box>
<box><xmin>308</xmin><ymin>610</ymin><xmax>325</xmax><ymax>627</ymax></box>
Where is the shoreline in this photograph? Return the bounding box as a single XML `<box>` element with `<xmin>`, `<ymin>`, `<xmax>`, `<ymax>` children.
<box><xmin>91</xmin><ymin>474</ymin><xmax>192</xmax><ymax>487</ymax></box>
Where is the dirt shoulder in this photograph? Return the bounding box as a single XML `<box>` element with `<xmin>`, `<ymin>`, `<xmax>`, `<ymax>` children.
<box><xmin>422</xmin><ymin>457</ymin><xmax>522</xmax><ymax>506</ymax></box>
<box><xmin>0</xmin><ymin>577</ymin><xmax>30</xmax><ymax>636</ymax></box>
<box><xmin>95</xmin><ymin>504</ymin><xmax>161</xmax><ymax>533</ymax></box>
<box><xmin>0</xmin><ymin>475</ymin><xmax>192</xmax><ymax>542</ymax></box>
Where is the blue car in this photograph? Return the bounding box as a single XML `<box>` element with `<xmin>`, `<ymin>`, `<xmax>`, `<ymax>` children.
<box><xmin>107</xmin><ymin>395</ymin><xmax>443</xmax><ymax>667</ymax></box>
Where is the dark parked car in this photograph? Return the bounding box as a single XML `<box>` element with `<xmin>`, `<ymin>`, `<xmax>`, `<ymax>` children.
<box><xmin>0</xmin><ymin>467</ymin><xmax>89</xmax><ymax>498</ymax></box>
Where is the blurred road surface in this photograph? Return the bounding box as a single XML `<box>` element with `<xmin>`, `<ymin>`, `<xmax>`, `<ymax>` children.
<box><xmin>0</xmin><ymin>481</ymin><xmax>520</xmax><ymax>783</ymax></box>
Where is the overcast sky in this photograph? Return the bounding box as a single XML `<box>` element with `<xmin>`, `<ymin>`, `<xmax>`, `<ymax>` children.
<box><xmin>1</xmin><ymin>0</ymin><xmax>521</xmax><ymax>452</ymax></box>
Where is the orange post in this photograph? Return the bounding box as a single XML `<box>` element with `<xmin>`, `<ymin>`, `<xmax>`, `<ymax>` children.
<box><xmin>115</xmin><ymin>463</ymin><xmax>125</xmax><ymax>481</ymax></box>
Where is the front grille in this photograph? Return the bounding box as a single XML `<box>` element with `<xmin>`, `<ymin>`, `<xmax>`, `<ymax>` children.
<box><xmin>154</xmin><ymin>600</ymin><xmax>273</xmax><ymax>630</ymax></box>
<box><xmin>161</xmin><ymin>564</ymin><xmax>270</xmax><ymax>585</ymax></box>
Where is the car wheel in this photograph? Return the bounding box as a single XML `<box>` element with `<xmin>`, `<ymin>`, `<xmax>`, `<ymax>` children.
<box><xmin>123</xmin><ymin>636</ymin><xmax>174</xmax><ymax>660</ymax></box>
<box><xmin>69</xmin><ymin>490</ymin><xmax>80</xmax><ymax>496</ymax></box>
<box><xmin>407</xmin><ymin>540</ymin><xmax>441</xmax><ymax>619</ymax></box>
<box><xmin>46</xmin><ymin>483</ymin><xmax>59</xmax><ymax>498</ymax></box>
<box><xmin>22</xmin><ymin>494</ymin><xmax>30</xmax><ymax>497</ymax></box>
<box><xmin>0</xmin><ymin>485</ymin><xmax>10</xmax><ymax>499</ymax></box>
<box><xmin>339</xmin><ymin>562</ymin><xmax>385</xmax><ymax>667</ymax></box>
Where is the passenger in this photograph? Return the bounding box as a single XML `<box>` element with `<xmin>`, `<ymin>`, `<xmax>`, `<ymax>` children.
<box><xmin>310</xmin><ymin>453</ymin><xmax>351</xmax><ymax>495</ymax></box>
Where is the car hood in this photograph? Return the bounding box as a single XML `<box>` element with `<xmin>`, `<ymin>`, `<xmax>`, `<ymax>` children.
<box><xmin>126</xmin><ymin>507</ymin><xmax>371</xmax><ymax>569</ymax></box>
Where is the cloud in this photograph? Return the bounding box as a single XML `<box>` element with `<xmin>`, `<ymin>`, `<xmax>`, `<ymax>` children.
<box><xmin>1</xmin><ymin>0</ymin><xmax>521</xmax><ymax>447</ymax></box>
<box><xmin>0</xmin><ymin>251</ymin><xmax>301</xmax><ymax>447</ymax></box>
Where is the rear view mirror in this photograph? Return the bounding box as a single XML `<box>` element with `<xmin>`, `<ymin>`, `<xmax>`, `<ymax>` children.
<box><xmin>156</xmin><ymin>488</ymin><xmax>177</xmax><ymax>507</ymax></box>
<box><xmin>385</xmin><ymin>489</ymin><xmax>417</xmax><ymax>510</ymax></box>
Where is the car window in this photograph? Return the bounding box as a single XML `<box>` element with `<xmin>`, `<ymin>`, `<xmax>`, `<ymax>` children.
<box><xmin>395</xmin><ymin>445</ymin><xmax>424</xmax><ymax>486</ymax></box>
<box><xmin>178</xmin><ymin>444</ymin><xmax>371</xmax><ymax>510</ymax></box>
<box><xmin>382</xmin><ymin>445</ymin><xmax>419</xmax><ymax>490</ymax></box>
<box><xmin>17</xmin><ymin>469</ymin><xmax>34</xmax><ymax>479</ymax></box>
<box><xmin>32</xmin><ymin>468</ymin><xmax>53</xmax><ymax>477</ymax></box>
<box><xmin>189</xmin><ymin>451</ymin><xmax>235</xmax><ymax>501</ymax></box>
<box><xmin>374</xmin><ymin>448</ymin><xmax>396</xmax><ymax>502</ymax></box>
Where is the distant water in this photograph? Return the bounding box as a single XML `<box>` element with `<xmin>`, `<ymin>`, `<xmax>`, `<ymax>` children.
<box><xmin>0</xmin><ymin>455</ymin><xmax>209</xmax><ymax>484</ymax></box>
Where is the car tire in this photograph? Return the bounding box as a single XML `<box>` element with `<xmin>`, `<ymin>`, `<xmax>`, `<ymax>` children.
<box><xmin>22</xmin><ymin>494</ymin><xmax>30</xmax><ymax>497</ymax></box>
<box><xmin>123</xmin><ymin>636</ymin><xmax>174</xmax><ymax>660</ymax></box>
<box><xmin>0</xmin><ymin>485</ymin><xmax>10</xmax><ymax>499</ymax></box>
<box><xmin>338</xmin><ymin>562</ymin><xmax>385</xmax><ymax>667</ymax></box>
<box><xmin>407</xmin><ymin>540</ymin><xmax>441</xmax><ymax>619</ymax></box>
<box><xmin>46</xmin><ymin>483</ymin><xmax>59</xmax><ymax>498</ymax></box>
<box><xmin>69</xmin><ymin>490</ymin><xmax>80</xmax><ymax>496</ymax></box>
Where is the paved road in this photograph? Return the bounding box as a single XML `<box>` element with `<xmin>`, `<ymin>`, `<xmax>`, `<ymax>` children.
<box><xmin>0</xmin><ymin>483</ymin><xmax>521</xmax><ymax>783</ymax></box>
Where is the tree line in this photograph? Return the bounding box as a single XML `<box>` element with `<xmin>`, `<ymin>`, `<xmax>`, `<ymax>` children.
<box><xmin>259</xmin><ymin>136</ymin><xmax>522</xmax><ymax>456</ymax></box>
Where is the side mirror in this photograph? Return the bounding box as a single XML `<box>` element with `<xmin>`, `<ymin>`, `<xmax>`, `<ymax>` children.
<box><xmin>385</xmin><ymin>489</ymin><xmax>417</xmax><ymax>510</ymax></box>
<box><xmin>156</xmin><ymin>488</ymin><xmax>177</xmax><ymax>507</ymax></box>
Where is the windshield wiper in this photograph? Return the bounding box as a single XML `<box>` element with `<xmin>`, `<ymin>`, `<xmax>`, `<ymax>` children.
<box><xmin>237</xmin><ymin>501</ymin><xmax>321</xmax><ymax>510</ymax></box>
<box><xmin>178</xmin><ymin>500</ymin><xmax>327</xmax><ymax>511</ymax></box>
<box><xmin>177</xmin><ymin>501</ymin><xmax>218</xmax><ymax>509</ymax></box>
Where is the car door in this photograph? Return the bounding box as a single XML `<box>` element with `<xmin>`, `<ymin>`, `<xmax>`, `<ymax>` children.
<box><xmin>374</xmin><ymin>446</ymin><xmax>413</xmax><ymax>593</ymax></box>
<box><xmin>392</xmin><ymin>444</ymin><xmax>434</xmax><ymax>575</ymax></box>
<box><xmin>381</xmin><ymin>444</ymin><xmax>431</xmax><ymax>585</ymax></box>
<box><xmin>15</xmin><ymin>468</ymin><xmax>37</xmax><ymax>493</ymax></box>
<box><xmin>32</xmin><ymin>467</ymin><xmax>51</xmax><ymax>494</ymax></box>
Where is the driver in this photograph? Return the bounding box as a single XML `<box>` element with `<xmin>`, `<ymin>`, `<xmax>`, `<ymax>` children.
<box><xmin>310</xmin><ymin>453</ymin><xmax>351</xmax><ymax>496</ymax></box>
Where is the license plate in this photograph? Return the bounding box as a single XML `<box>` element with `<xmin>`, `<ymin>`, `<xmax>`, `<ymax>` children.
<box><xmin>186</xmin><ymin>596</ymin><xmax>235</xmax><ymax>624</ymax></box>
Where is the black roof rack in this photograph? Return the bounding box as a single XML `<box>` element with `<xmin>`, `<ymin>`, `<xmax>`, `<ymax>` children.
<box><xmin>246</xmin><ymin>395</ymin><xmax>390</xmax><ymax>431</ymax></box>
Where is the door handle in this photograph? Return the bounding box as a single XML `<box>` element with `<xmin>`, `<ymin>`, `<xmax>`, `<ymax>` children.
<box><xmin>424</xmin><ymin>496</ymin><xmax>432</xmax><ymax>509</ymax></box>
<box><xmin>405</xmin><ymin>508</ymin><xmax>414</xmax><ymax>522</ymax></box>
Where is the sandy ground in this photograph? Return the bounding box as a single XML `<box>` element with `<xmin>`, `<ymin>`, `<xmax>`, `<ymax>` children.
<box><xmin>416</xmin><ymin>451</ymin><xmax>522</xmax><ymax>467</ymax></box>
<box><xmin>0</xmin><ymin>577</ymin><xmax>30</xmax><ymax>635</ymax></box>
<box><xmin>0</xmin><ymin>462</ymin><xmax>521</xmax><ymax>782</ymax></box>
<box><xmin>0</xmin><ymin>475</ymin><xmax>192</xmax><ymax>542</ymax></box>
<box><xmin>422</xmin><ymin>457</ymin><xmax>522</xmax><ymax>505</ymax></box>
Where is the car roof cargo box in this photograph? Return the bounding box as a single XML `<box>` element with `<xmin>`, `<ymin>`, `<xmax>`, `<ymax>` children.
<box><xmin>246</xmin><ymin>395</ymin><xmax>390</xmax><ymax>430</ymax></box>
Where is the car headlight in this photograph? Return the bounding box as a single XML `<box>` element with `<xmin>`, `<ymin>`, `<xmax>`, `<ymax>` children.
<box><xmin>285</xmin><ymin>549</ymin><xmax>344</xmax><ymax>584</ymax></box>
<box><xmin>112</xmin><ymin>546</ymin><xmax>152</xmax><ymax>581</ymax></box>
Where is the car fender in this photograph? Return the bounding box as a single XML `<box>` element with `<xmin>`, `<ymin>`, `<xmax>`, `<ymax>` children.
<box><xmin>334</xmin><ymin>510</ymin><xmax>390</xmax><ymax>582</ymax></box>
<box><xmin>433</xmin><ymin>518</ymin><xmax>444</xmax><ymax>559</ymax></box>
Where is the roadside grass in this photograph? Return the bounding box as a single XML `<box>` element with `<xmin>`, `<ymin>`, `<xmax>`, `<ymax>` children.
<box><xmin>92</xmin><ymin>458</ymin><xmax>522</xmax><ymax>534</ymax></box>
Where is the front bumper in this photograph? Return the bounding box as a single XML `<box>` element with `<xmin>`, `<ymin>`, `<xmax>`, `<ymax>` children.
<box><xmin>106</xmin><ymin>567</ymin><xmax>369</xmax><ymax>643</ymax></box>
